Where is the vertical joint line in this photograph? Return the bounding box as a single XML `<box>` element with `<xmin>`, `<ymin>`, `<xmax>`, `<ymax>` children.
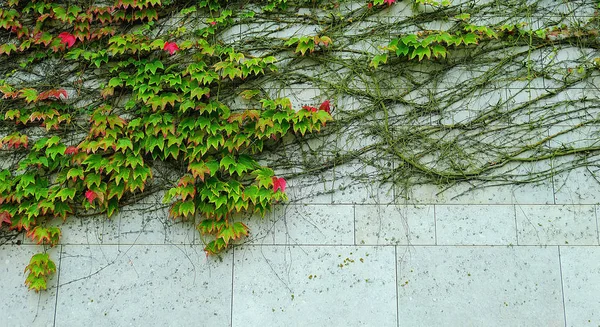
<box><xmin>433</xmin><ymin>205</ymin><xmax>437</xmax><ymax>246</ymax></box>
<box><xmin>514</xmin><ymin>204</ymin><xmax>519</xmax><ymax>245</ymax></box>
<box><xmin>395</xmin><ymin>246</ymin><xmax>400</xmax><ymax>327</ymax></box>
<box><xmin>558</xmin><ymin>246</ymin><xmax>567</xmax><ymax>327</ymax></box>
<box><xmin>52</xmin><ymin>245</ymin><xmax>63</xmax><ymax>327</ymax></box>
<box><xmin>595</xmin><ymin>205</ymin><xmax>600</xmax><ymax>246</ymax></box>
<box><xmin>353</xmin><ymin>204</ymin><xmax>356</xmax><ymax>246</ymax></box>
<box><xmin>230</xmin><ymin>247</ymin><xmax>235</xmax><ymax>327</ymax></box>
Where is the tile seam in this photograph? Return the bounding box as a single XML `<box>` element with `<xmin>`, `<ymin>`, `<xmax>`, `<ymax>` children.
<box><xmin>514</xmin><ymin>204</ymin><xmax>519</xmax><ymax>246</ymax></box>
<box><xmin>395</xmin><ymin>246</ymin><xmax>399</xmax><ymax>327</ymax></box>
<box><xmin>596</xmin><ymin>205</ymin><xmax>600</xmax><ymax>246</ymax></box>
<box><xmin>233</xmin><ymin>243</ymin><xmax>600</xmax><ymax>248</ymax></box>
<box><xmin>433</xmin><ymin>205</ymin><xmax>437</xmax><ymax>246</ymax></box>
<box><xmin>558</xmin><ymin>246</ymin><xmax>568</xmax><ymax>327</ymax></box>
<box><xmin>353</xmin><ymin>204</ymin><xmax>356</xmax><ymax>246</ymax></box>
<box><xmin>52</xmin><ymin>244</ymin><xmax>63</xmax><ymax>327</ymax></box>
<box><xmin>230</xmin><ymin>247</ymin><xmax>235</xmax><ymax>327</ymax></box>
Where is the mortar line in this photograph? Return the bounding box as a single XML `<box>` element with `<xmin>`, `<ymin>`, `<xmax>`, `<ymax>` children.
<box><xmin>255</xmin><ymin>86</ymin><xmax>600</xmax><ymax>91</ymax></box>
<box><xmin>234</xmin><ymin>243</ymin><xmax>600</xmax><ymax>248</ymax></box>
<box><xmin>395</xmin><ymin>246</ymin><xmax>399</xmax><ymax>327</ymax></box>
<box><xmin>230</xmin><ymin>247</ymin><xmax>235</xmax><ymax>327</ymax></box>
<box><xmin>320</xmin><ymin>203</ymin><xmax>590</xmax><ymax>207</ymax></box>
<box><xmin>353</xmin><ymin>204</ymin><xmax>356</xmax><ymax>245</ymax></box>
<box><xmin>52</xmin><ymin>245</ymin><xmax>63</xmax><ymax>327</ymax></box>
<box><xmin>514</xmin><ymin>204</ymin><xmax>519</xmax><ymax>245</ymax></box>
<box><xmin>594</xmin><ymin>205</ymin><xmax>600</xmax><ymax>245</ymax></box>
<box><xmin>557</xmin><ymin>246</ymin><xmax>567</xmax><ymax>327</ymax></box>
<box><xmin>433</xmin><ymin>205</ymin><xmax>437</xmax><ymax>246</ymax></box>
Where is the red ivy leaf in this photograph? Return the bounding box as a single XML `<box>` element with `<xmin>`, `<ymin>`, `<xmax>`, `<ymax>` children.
<box><xmin>319</xmin><ymin>100</ymin><xmax>331</xmax><ymax>114</ymax></box>
<box><xmin>38</xmin><ymin>89</ymin><xmax>68</xmax><ymax>101</ymax></box>
<box><xmin>58</xmin><ymin>32</ymin><xmax>76</xmax><ymax>48</ymax></box>
<box><xmin>384</xmin><ymin>0</ymin><xmax>395</xmax><ymax>5</ymax></box>
<box><xmin>64</xmin><ymin>146</ymin><xmax>78</xmax><ymax>155</ymax></box>
<box><xmin>0</xmin><ymin>211</ymin><xmax>12</xmax><ymax>227</ymax></box>
<box><xmin>85</xmin><ymin>190</ymin><xmax>97</xmax><ymax>204</ymax></box>
<box><xmin>302</xmin><ymin>105</ymin><xmax>317</xmax><ymax>112</ymax></box>
<box><xmin>272</xmin><ymin>177</ymin><xmax>286</xmax><ymax>193</ymax></box>
<box><xmin>163</xmin><ymin>41</ymin><xmax>179</xmax><ymax>55</ymax></box>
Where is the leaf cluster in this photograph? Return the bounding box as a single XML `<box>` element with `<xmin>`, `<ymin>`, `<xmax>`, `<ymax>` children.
<box><xmin>0</xmin><ymin>0</ymin><xmax>332</xmax><ymax>290</ymax></box>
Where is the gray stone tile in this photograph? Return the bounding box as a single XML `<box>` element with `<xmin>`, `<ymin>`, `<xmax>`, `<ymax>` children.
<box><xmin>334</xmin><ymin>129</ymin><xmax>381</xmax><ymax>153</ymax></box>
<box><xmin>218</xmin><ymin>23</ymin><xmax>241</xmax><ymax>43</ymax></box>
<box><xmin>554</xmin><ymin>164</ymin><xmax>600</xmax><ymax>205</ymax></box>
<box><xmin>402</xmin><ymin>178</ymin><xmax>554</xmax><ymax>205</ymax></box>
<box><xmin>102</xmin><ymin>213</ymin><xmax>121</xmax><ymax>245</ymax></box>
<box><xmin>560</xmin><ymin>246</ymin><xmax>600</xmax><ymax>327</ymax></box>
<box><xmin>285</xmin><ymin>172</ymin><xmax>334</xmax><ymax>204</ymax></box>
<box><xmin>232</xmin><ymin>245</ymin><xmax>396</xmax><ymax>327</ymax></box>
<box><xmin>548</xmin><ymin>125</ymin><xmax>600</xmax><ymax>151</ymax></box>
<box><xmin>24</xmin><ymin>215</ymin><xmax>118</xmax><ymax>245</ymax></box>
<box><xmin>397</xmin><ymin>246</ymin><xmax>564</xmax><ymax>326</ymax></box>
<box><xmin>56</xmin><ymin>244</ymin><xmax>232</xmax><ymax>326</ymax></box>
<box><xmin>541</xmin><ymin>47</ymin><xmax>598</xmax><ymax>83</ymax></box>
<box><xmin>435</xmin><ymin>84</ymin><xmax>505</xmax><ymax>125</ymax></box>
<box><xmin>332</xmin><ymin>175</ymin><xmax>395</xmax><ymax>204</ymax></box>
<box><xmin>331</xmin><ymin>159</ymin><xmax>395</xmax><ymax>204</ymax></box>
<box><xmin>355</xmin><ymin>204</ymin><xmax>435</xmax><ymax>245</ymax></box>
<box><xmin>277</xmin><ymin>84</ymin><xmax>321</xmax><ymax>107</ymax></box>
<box><xmin>273</xmin><ymin>204</ymin><xmax>354</xmax><ymax>245</ymax></box>
<box><xmin>335</xmin><ymin>94</ymin><xmax>365</xmax><ymax>114</ymax></box>
<box><xmin>281</xmin><ymin>130</ymin><xmax>340</xmax><ymax>162</ymax></box>
<box><xmin>58</xmin><ymin>216</ymin><xmax>105</xmax><ymax>245</ymax></box>
<box><xmin>538</xmin><ymin>87</ymin><xmax>598</xmax><ymax>126</ymax></box>
<box><xmin>118</xmin><ymin>202</ymin><xmax>195</xmax><ymax>245</ymax></box>
<box><xmin>516</xmin><ymin>205</ymin><xmax>598</xmax><ymax>245</ymax></box>
<box><xmin>1</xmin><ymin>229</ymin><xmax>23</xmax><ymax>245</ymax></box>
<box><xmin>234</xmin><ymin>208</ymin><xmax>278</xmax><ymax>246</ymax></box>
<box><xmin>436</xmin><ymin>205</ymin><xmax>517</xmax><ymax>245</ymax></box>
<box><xmin>0</xmin><ymin>244</ymin><xmax>58</xmax><ymax>327</ymax></box>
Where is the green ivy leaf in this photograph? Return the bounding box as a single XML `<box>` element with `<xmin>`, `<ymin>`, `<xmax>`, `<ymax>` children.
<box><xmin>396</xmin><ymin>43</ymin><xmax>410</xmax><ymax>57</ymax></box>
<box><xmin>217</xmin><ymin>221</ymin><xmax>249</xmax><ymax>245</ymax></box>
<box><xmin>220</xmin><ymin>155</ymin><xmax>236</xmax><ymax>171</ymax></box>
<box><xmin>198</xmin><ymin>218</ymin><xmax>226</xmax><ymax>234</ymax></box>
<box><xmin>106</xmin><ymin>198</ymin><xmax>119</xmax><ymax>217</ymax></box>
<box><xmin>204</xmin><ymin>238</ymin><xmax>226</xmax><ymax>255</ymax></box>
<box><xmin>410</xmin><ymin>46</ymin><xmax>431</xmax><ymax>61</ymax></box>
<box><xmin>107</xmin><ymin>181</ymin><xmax>126</xmax><ymax>201</ymax></box>
<box><xmin>206</xmin><ymin>134</ymin><xmax>224</xmax><ymax>151</ymax></box>
<box><xmin>462</xmin><ymin>33</ymin><xmax>478</xmax><ymax>45</ymax></box>
<box><xmin>432</xmin><ymin>45</ymin><xmax>447</xmax><ymax>58</ymax></box>
<box><xmin>53</xmin><ymin>202</ymin><xmax>72</xmax><ymax>220</ymax></box>
<box><xmin>25</xmin><ymin>274</ymin><xmax>47</xmax><ymax>292</ymax></box>
<box><xmin>190</xmin><ymin>87</ymin><xmax>210</xmax><ymax>100</ymax></box>
<box><xmin>436</xmin><ymin>32</ymin><xmax>456</xmax><ymax>45</ymax></box>
<box><xmin>54</xmin><ymin>188</ymin><xmax>76</xmax><ymax>201</ymax></box>
<box><xmin>108</xmin><ymin>77</ymin><xmax>123</xmax><ymax>87</ymax></box>
<box><xmin>172</xmin><ymin>200</ymin><xmax>195</xmax><ymax>218</ymax></box>
<box><xmin>66</xmin><ymin>167</ymin><xmax>84</xmax><ymax>181</ymax></box>
<box><xmin>370</xmin><ymin>54</ymin><xmax>388</xmax><ymax>68</ymax></box>
<box><xmin>144</xmin><ymin>60</ymin><xmax>164</xmax><ymax>74</ymax></box>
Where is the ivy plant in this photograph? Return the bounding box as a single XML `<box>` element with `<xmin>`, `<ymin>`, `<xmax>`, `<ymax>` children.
<box><xmin>0</xmin><ymin>0</ymin><xmax>332</xmax><ymax>291</ymax></box>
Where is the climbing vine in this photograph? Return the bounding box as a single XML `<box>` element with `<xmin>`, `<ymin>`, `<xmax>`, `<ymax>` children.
<box><xmin>1</xmin><ymin>0</ymin><xmax>600</xmax><ymax>291</ymax></box>
<box><xmin>0</xmin><ymin>0</ymin><xmax>333</xmax><ymax>291</ymax></box>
